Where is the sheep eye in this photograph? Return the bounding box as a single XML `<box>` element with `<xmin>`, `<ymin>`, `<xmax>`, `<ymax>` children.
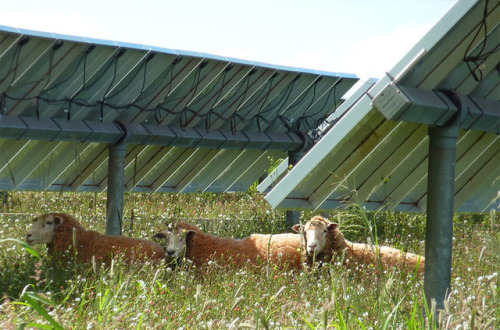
<box><xmin>323</xmin><ymin>230</ymin><xmax>327</xmax><ymax>233</ymax></box>
<box><xmin>46</xmin><ymin>221</ymin><xmax>53</xmax><ymax>225</ymax></box>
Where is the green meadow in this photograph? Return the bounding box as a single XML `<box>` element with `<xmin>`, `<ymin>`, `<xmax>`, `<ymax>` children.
<box><xmin>0</xmin><ymin>191</ymin><xmax>498</xmax><ymax>329</ymax></box>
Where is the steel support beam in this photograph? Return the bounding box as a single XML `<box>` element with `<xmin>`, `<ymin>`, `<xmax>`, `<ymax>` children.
<box><xmin>372</xmin><ymin>84</ymin><xmax>500</xmax><ymax>133</ymax></box>
<box><xmin>106</xmin><ymin>142</ymin><xmax>127</xmax><ymax>235</ymax></box>
<box><xmin>374</xmin><ymin>87</ymin><xmax>470</xmax><ymax>316</ymax></box>
<box><xmin>0</xmin><ymin>116</ymin><xmax>307</xmax><ymax>152</ymax></box>
<box><xmin>424</xmin><ymin>124</ymin><xmax>458</xmax><ymax>313</ymax></box>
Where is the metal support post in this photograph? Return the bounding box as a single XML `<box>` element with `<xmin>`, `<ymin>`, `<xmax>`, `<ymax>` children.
<box><xmin>424</xmin><ymin>124</ymin><xmax>458</xmax><ymax>312</ymax></box>
<box><xmin>106</xmin><ymin>143</ymin><xmax>127</xmax><ymax>235</ymax></box>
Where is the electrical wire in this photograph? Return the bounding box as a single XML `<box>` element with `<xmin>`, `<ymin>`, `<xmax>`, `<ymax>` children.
<box><xmin>463</xmin><ymin>0</ymin><xmax>500</xmax><ymax>82</ymax></box>
<box><xmin>1</xmin><ymin>40</ymin><xmax>343</xmax><ymax>136</ymax></box>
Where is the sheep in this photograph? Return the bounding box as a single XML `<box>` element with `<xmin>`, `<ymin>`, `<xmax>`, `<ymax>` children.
<box><xmin>293</xmin><ymin>216</ymin><xmax>425</xmax><ymax>274</ymax></box>
<box><xmin>152</xmin><ymin>223</ymin><xmax>192</xmax><ymax>268</ymax></box>
<box><xmin>154</xmin><ymin>222</ymin><xmax>303</xmax><ymax>270</ymax></box>
<box><xmin>25</xmin><ymin>213</ymin><xmax>166</xmax><ymax>264</ymax></box>
<box><xmin>152</xmin><ymin>224</ymin><xmax>188</xmax><ymax>259</ymax></box>
<box><xmin>292</xmin><ymin>216</ymin><xmax>347</xmax><ymax>268</ymax></box>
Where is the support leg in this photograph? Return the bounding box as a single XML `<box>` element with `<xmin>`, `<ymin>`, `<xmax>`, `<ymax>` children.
<box><xmin>106</xmin><ymin>143</ymin><xmax>127</xmax><ymax>235</ymax></box>
<box><xmin>424</xmin><ymin>125</ymin><xmax>458</xmax><ymax>311</ymax></box>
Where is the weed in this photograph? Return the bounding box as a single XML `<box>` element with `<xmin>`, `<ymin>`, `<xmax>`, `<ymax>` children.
<box><xmin>0</xmin><ymin>191</ymin><xmax>498</xmax><ymax>328</ymax></box>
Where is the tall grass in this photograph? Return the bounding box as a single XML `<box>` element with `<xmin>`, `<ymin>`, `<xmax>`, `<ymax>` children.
<box><xmin>0</xmin><ymin>191</ymin><xmax>498</xmax><ymax>329</ymax></box>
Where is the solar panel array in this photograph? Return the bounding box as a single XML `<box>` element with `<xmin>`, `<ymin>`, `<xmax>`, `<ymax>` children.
<box><xmin>0</xmin><ymin>26</ymin><xmax>357</xmax><ymax>193</ymax></box>
<box><xmin>264</xmin><ymin>0</ymin><xmax>499</xmax><ymax>213</ymax></box>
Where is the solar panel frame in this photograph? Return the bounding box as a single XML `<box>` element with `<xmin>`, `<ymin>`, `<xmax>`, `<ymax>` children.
<box><xmin>0</xmin><ymin>24</ymin><xmax>358</xmax><ymax>194</ymax></box>
<box><xmin>265</xmin><ymin>0</ymin><xmax>499</xmax><ymax>213</ymax></box>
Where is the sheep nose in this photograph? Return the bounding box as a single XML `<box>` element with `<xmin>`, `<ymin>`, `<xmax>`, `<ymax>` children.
<box><xmin>167</xmin><ymin>250</ymin><xmax>175</xmax><ymax>256</ymax></box>
<box><xmin>26</xmin><ymin>233</ymin><xmax>31</xmax><ymax>239</ymax></box>
<box><xmin>308</xmin><ymin>244</ymin><xmax>317</xmax><ymax>251</ymax></box>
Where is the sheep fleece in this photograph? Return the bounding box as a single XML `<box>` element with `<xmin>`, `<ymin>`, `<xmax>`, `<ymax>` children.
<box><xmin>302</xmin><ymin>216</ymin><xmax>424</xmax><ymax>273</ymax></box>
<box><xmin>176</xmin><ymin>222</ymin><xmax>302</xmax><ymax>269</ymax></box>
<box><xmin>48</xmin><ymin>213</ymin><xmax>165</xmax><ymax>263</ymax></box>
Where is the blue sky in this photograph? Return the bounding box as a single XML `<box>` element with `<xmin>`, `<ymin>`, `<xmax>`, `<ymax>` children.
<box><xmin>0</xmin><ymin>0</ymin><xmax>457</xmax><ymax>80</ymax></box>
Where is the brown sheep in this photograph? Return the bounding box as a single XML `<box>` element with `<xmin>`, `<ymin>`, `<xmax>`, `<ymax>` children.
<box><xmin>26</xmin><ymin>213</ymin><xmax>166</xmax><ymax>264</ymax></box>
<box><xmin>293</xmin><ymin>216</ymin><xmax>425</xmax><ymax>274</ymax></box>
<box><xmin>154</xmin><ymin>222</ymin><xmax>303</xmax><ymax>270</ymax></box>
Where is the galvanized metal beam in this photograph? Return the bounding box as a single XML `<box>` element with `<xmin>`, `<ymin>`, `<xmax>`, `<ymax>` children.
<box><xmin>106</xmin><ymin>142</ymin><xmax>127</xmax><ymax>236</ymax></box>
<box><xmin>380</xmin><ymin>87</ymin><xmax>469</xmax><ymax>313</ymax></box>
<box><xmin>424</xmin><ymin>124</ymin><xmax>458</xmax><ymax>312</ymax></box>
<box><xmin>0</xmin><ymin>115</ymin><xmax>307</xmax><ymax>152</ymax></box>
<box><xmin>372</xmin><ymin>84</ymin><xmax>500</xmax><ymax>133</ymax></box>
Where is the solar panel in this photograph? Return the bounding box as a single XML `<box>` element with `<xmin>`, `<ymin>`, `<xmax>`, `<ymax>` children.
<box><xmin>0</xmin><ymin>25</ymin><xmax>358</xmax><ymax>193</ymax></box>
<box><xmin>264</xmin><ymin>0</ymin><xmax>500</xmax><ymax>213</ymax></box>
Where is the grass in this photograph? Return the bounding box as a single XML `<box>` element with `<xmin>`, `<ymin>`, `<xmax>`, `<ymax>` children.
<box><xmin>0</xmin><ymin>191</ymin><xmax>498</xmax><ymax>329</ymax></box>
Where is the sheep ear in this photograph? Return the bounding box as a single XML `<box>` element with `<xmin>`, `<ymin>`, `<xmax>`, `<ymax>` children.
<box><xmin>292</xmin><ymin>224</ymin><xmax>303</xmax><ymax>233</ymax></box>
<box><xmin>327</xmin><ymin>223</ymin><xmax>338</xmax><ymax>231</ymax></box>
<box><xmin>153</xmin><ymin>232</ymin><xmax>167</xmax><ymax>239</ymax></box>
<box><xmin>53</xmin><ymin>215</ymin><xmax>64</xmax><ymax>229</ymax></box>
<box><xmin>185</xmin><ymin>230</ymin><xmax>197</xmax><ymax>241</ymax></box>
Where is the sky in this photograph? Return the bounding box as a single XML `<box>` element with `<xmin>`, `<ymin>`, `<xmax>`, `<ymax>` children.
<box><xmin>0</xmin><ymin>0</ymin><xmax>457</xmax><ymax>80</ymax></box>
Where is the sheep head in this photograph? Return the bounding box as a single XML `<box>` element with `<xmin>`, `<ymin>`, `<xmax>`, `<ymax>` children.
<box><xmin>292</xmin><ymin>216</ymin><xmax>338</xmax><ymax>256</ymax></box>
<box><xmin>26</xmin><ymin>213</ymin><xmax>64</xmax><ymax>246</ymax></box>
<box><xmin>153</xmin><ymin>224</ymin><xmax>196</xmax><ymax>258</ymax></box>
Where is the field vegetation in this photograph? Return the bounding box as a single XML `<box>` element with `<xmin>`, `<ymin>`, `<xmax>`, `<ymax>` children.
<box><xmin>0</xmin><ymin>191</ymin><xmax>498</xmax><ymax>329</ymax></box>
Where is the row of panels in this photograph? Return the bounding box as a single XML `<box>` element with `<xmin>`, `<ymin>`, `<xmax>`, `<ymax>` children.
<box><xmin>265</xmin><ymin>0</ymin><xmax>500</xmax><ymax>213</ymax></box>
<box><xmin>0</xmin><ymin>24</ymin><xmax>357</xmax><ymax>194</ymax></box>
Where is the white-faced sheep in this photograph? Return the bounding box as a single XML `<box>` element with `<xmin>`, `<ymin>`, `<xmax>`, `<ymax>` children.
<box><xmin>293</xmin><ymin>216</ymin><xmax>425</xmax><ymax>274</ymax></box>
<box><xmin>152</xmin><ymin>224</ymin><xmax>191</xmax><ymax>267</ymax></box>
<box><xmin>153</xmin><ymin>225</ymin><xmax>188</xmax><ymax>259</ymax></box>
<box><xmin>154</xmin><ymin>222</ymin><xmax>303</xmax><ymax>270</ymax></box>
<box><xmin>26</xmin><ymin>213</ymin><xmax>166</xmax><ymax>264</ymax></box>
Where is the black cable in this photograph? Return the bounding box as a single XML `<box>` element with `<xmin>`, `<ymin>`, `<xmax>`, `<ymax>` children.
<box><xmin>234</xmin><ymin>69</ymin><xmax>254</xmax><ymax>110</ymax></box>
<box><xmin>43</xmin><ymin>46</ymin><xmax>92</xmax><ymax>94</ymax></box>
<box><xmin>157</xmin><ymin>63</ymin><xmax>204</xmax><ymax>118</ymax></box>
<box><xmin>212</xmin><ymin>68</ymin><xmax>249</xmax><ymax>111</ymax></box>
<box><xmin>41</xmin><ymin>45</ymin><xmax>57</xmax><ymax>91</ymax></box>
<box><xmin>0</xmin><ymin>39</ymin><xmax>343</xmax><ymax>134</ymax></box>
<box><xmin>214</xmin><ymin>70</ymin><xmax>254</xmax><ymax>131</ymax></box>
<box><xmin>5</xmin><ymin>42</ymin><xmax>24</xmax><ymax>89</ymax></box>
<box><xmin>0</xmin><ymin>37</ymin><xmax>29</xmax><ymax>88</ymax></box>
<box><xmin>237</xmin><ymin>71</ymin><xmax>275</xmax><ymax>113</ymax></box>
<box><xmin>0</xmin><ymin>44</ymin><xmax>21</xmax><ymax>85</ymax></box>
<box><xmin>285</xmin><ymin>76</ymin><xmax>318</xmax><ymax>115</ymax></box>
<box><xmin>260</xmin><ymin>73</ymin><xmax>299</xmax><ymax>118</ymax></box>
<box><xmin>105</xmin><ymin>53</ymin><xmax>154</xmax><ymax>101</ymax></box>
<box><xmin>98</xmin><ymin>49</ymin><xmax>124</xmax><ymax>121</ymax></box>
<box><xmin>35</xmin><ymin>96</ymin><xmax>40</xmax><ymax>120</ymax></box>
<box><xmin>154</xmin><ymin>70</ymin><xmax>202</xmax><ymax>125</ymax></box>
<box><xmin>463</xmin><ymin>0</ymin><xmax>500</xmax><ymax>82</ymax></box>
<box><xmin>0</xmin><ymin>93</ymin><xmax>4</xmax><ymax>114</ymax></box>
<box><xmin>205</xmin><ymin>69</ymin><xmax>229</xmax><ymax>110</ymax></box>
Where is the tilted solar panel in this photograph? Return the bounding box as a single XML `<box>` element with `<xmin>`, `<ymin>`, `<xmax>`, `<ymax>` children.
<box><xmin>264</xmin><ymin>0</ymin><xmax>499</xmax><ymax>213</ymax></box>
<box><xmin>0</xmin><ymin>25</ymin><xmax>358</xmax><ymax>192</ymax></box>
